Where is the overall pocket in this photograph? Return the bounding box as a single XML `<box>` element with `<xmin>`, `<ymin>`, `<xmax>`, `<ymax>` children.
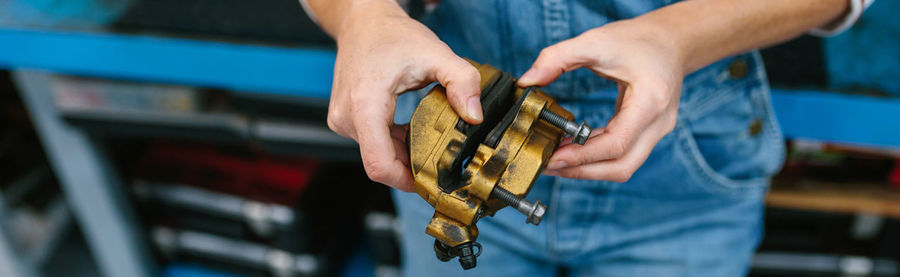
<box><xmin>676</xmin><ymin>54</ymin><xmax>786</xmax><ymax>197</ymax></box>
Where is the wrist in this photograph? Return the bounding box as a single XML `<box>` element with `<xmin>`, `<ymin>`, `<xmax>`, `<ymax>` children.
<box><xmin>334</xmin><ymin>0</ymin><xmax>411</xmax><ymax>41</ymax></box>
<box><xmin>619</xmin><ymin>17</ymin><xmax>691</xmax><ymax>76</ymax></box>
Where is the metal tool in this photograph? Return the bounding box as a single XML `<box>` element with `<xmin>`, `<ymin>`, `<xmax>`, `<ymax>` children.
<box><xmin>407</xmin><ymin>60</ymin><xmax>592</xmax><ymax>269</ymax></box>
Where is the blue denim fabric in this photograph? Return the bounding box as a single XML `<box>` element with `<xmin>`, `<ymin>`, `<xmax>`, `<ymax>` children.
<box><xmin>393</xmin><ymin>1</ymin><xmax>785</xmax><ymax>276</ymax></box>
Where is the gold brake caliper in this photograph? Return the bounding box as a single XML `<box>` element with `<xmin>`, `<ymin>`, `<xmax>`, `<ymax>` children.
<box><xmin>408</xmin><ymin>60</ymin><xmax>591</xmax><ymax>269</ymax></box>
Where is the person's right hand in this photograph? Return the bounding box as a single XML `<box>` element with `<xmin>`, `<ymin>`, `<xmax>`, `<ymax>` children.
<box><xmin>327</xmin><ymin>1</ymin><xmax>483</xmax><ymax>192</ymax></box>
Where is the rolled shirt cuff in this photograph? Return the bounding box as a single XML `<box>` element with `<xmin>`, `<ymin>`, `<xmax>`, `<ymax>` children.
<box><xmin>809</xmin><ymin>0</ymin><xmax>874</xmax><ymax>37</ymax></box>
<box><xmin>298</xmin><ymin>0</ymin><xmax>319</xmax><ymax>24</ymax></box>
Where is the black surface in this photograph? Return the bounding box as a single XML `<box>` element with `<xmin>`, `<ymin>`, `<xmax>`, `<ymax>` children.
<box><xmin>113</xmin><ymin>0</ymin><xmax>334</xmax><ymax>47</ymax></box>
<box><xmin>438</xmin><ymin>71</ymin><xmax>518</xmax><ymax>193</ymax></box>
<box><xmin>295</xmin><ymin>162</ymin><xmax>387</xmax><ymax>276</ymax></box>
<box><xmin>41</xmin><ymin>228</ymin><xmax>102</xmax><ymax>277</ymax></box>
<box><xmin>760</xmin><ymin>35</ymin><xmax>828</xmax><ymax>88</ymax></box>
<box><xmin>753</xmin><ymin>208</ymin><xmax>900</xmax><ymax>277</ymax></box>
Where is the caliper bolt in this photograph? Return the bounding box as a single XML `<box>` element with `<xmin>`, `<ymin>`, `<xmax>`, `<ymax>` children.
<box><xmin>539</xmin><ymin>109</ymin><xmax>591</xmax><ymax>145</ymax></box>
<box><xmin>490</xmin><ymin>186</ymin><xmax>547</xmax><ymax>225</ymax></box>
<box><xmin>457</xmin><ymin>243</ymin><xmax>478</xmax><ymax>270</ymax></box>
<box><xmin>433</xmin><ymin>240</ymin><xmax>481</xmax><ymax>270</ymax></box>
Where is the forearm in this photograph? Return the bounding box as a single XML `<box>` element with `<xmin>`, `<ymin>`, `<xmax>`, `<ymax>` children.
<box><xmin>636</xmin><ymin>0</ymin><xmax>850</xmax><ymax>73</ymax></box>
<box><xmin>305</xmin><ymin>0</ymin><xmax>409</xmax><ymax>39</ymax></box>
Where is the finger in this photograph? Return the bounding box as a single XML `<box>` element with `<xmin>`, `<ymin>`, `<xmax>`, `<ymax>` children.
<box><xmin>352</xmin><ymin>96</ymin><xmax>415</xmax><ymax>191</ymax></box>
<box><xmin>615</xmin><ymin>84</ymin><xmax>626</xmax><ymax>113</ymax></box>
<box><xmin>431</xmin><ymin>55</ymin><xmax>483</xmax><ymax>124</ymax></box>
<box><xmin>390</xmin><ymin>124</ymin><xmax>412</xmax><ymax>168</ymax></box>
<box><xmin>388</xmin><ymin>135</ymin><xmax>413</xmax><ymax>192</ymax></box>
<box><xmin>557</xmin><ymin>136</ymin><xmax>575</xmax><ymax>148</ymax></box>
<box><xmin>327</xmin><ymin>105</ymin><xmax>353</xmax><ymax>138</ymax></box>
<box><xmin>554</xmin><ymin>124</ymin><xmax>663</xmax><ymax>182</ymax></box>
<box><xmin>326</xmin><ymin>66</ymin><xmax>355</xmax><ymax>137</ymax></box>
<box><xmin>556</xmin><ymin>126</ymin><xmax>605</xmax><ymax>149</ymax></box>
<box><xmin>518</xmin><ymin>37</ymin><xmax>593</xmax><ymax>87</ymax></box>
<box><xmin>390</xmin><ymin>124</ymin><xmax>410</xmax><ymax>144</ymax></box>
<box><xmin>546</xmin><ymin>83</ymin><xmax>660</xmax><ymax>169</ymax></box>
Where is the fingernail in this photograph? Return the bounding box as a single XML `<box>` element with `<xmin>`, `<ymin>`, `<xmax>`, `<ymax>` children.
<box><xmin>518</xmin><ymin>70</ymin><xmax>537</xmax><ymax>86</ymax></box>
<box><xmin>546</xmin><ymin>160</ymin><xmax>567</xmax><ymax>170</ymax></box>
<box><xmin>467</xmin><ymin>96</ymin><xmax>483</xmax><ymax>122</ymax></box>
<box><xmin>543</xmin><ymin>169</ymin><xmax>560</xmax><ymax>176</ymax></box>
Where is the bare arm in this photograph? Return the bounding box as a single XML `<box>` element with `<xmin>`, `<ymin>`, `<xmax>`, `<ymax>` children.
<box><xmin>304</xmin><ymin>0</ymin><xmax>403</xmax><ymax>38</ymax></box>
<box><xmin>652</xmin><ymin>0</ymin><xmax>849</xmax><ymax>73</ymax></box>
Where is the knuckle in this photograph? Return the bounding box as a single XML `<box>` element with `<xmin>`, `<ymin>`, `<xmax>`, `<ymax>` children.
<box><xmin>637</xmin><ymin>81</ymin><xmax>674</xmax><ymax>111</ymax></box>
<box><xmin>326</xmin><ymin>112</ymin><xmax>343</xmax><ymax>133</ymax></box>
<box><xmin>607</xmin><ymin>137</ymin><xmax>630</xmax><ymax>158</ymax></box>
<box><xmin>363</xmin><ymin>160</ymin><xmax>391</xmax><ymax>183</ymax></box>
<box><xmin>647</xmin><ymin>90</ymin><xmax>672</xmax><ymax>112</ymax></box>
<box><xmin>445</xmin><ymin>87</ymin><xmax>467</xmax><ymax>102</ymax></box>
<box><xmin>461</xmin><ymin>66</ymin><xmax>480</xmax><ymax>84</ymax></box>
<box><xmin>610</xmin><ymin>170</ymin><xmax>634</xmax><ymax>183</ymax></box>
<box><xmin>575</xmin><ymin>154</ymin><xmax>591</xmax><ymax>167</ymax></box>
<box><xmin>538</xmin><ymin>46</ymin><xmax>560</xmax><ymax>62</ymax></box>
<box><xmin>564</xmin><ymin>168</ymin><xmax>586</xmax><ymax>180</ymax></box>
<box><xmin>662</xmin><ymin>115</ymin><xmax>677</xmax><ymax>133</ymax></box>
<box><xmin>610</xmin><ymin>162</ymin><xmax>639</xmax><ymax>182</ymax></box>
<box><xmin>326</xmin><ymin>118</ymin><xmax>337</xmax><ymax>132</ymax></box>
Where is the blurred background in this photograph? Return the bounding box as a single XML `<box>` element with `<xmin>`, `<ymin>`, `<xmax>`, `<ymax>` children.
<box><xmin>0</xmin><ymin>0</ymin><xmax>897</xmax><ymax>276</ymax></box>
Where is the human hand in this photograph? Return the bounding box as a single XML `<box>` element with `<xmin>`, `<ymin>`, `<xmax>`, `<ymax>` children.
<box><xmin>518</xmin><ymin>20</ymin><xmax>685</xmax><ymax>182</ymax></box>
<box><xmin>327</xmin><ymin>2</ymin><xmax>482</xmax><ymax>191</ymax></box>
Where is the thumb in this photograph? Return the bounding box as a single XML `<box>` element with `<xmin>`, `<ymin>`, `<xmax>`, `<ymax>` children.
<box><xmin>432</xmin><ymin>56</ymin><xmax>483</xmax><ymax>124</ymax></box>
<box><xmin>518</xmin><ymin>38</ymin><xmax>592</xmax><ymax>87</ymax></box>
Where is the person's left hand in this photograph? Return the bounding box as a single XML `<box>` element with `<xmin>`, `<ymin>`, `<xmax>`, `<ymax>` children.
<box><xmin>518</xmin><ymin>19</ymin><xmax>686</xmax><ymax>182</ymax></box>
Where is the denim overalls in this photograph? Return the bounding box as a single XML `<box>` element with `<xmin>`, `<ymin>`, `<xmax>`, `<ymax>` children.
<box><xmin>393</xmin><ymin>1</ymin><xmax>785</xmax><ymax>276</ymax></box>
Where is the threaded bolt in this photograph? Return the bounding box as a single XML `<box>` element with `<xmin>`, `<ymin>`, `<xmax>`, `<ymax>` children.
<box><xmin>490</xmin><ymin>187</ymin><xmax>546</xmax><ymax>225</ymax></box>
<box><xmin>539</xmin><ymin>109</ymin><xmax>591</xmax><ymax>145</ymax></box>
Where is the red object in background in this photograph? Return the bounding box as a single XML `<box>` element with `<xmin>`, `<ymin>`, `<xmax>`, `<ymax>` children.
<box><xmin>136</xmin><ymin>142</ymin><xmax>319</xmax><ymax>205</ymax></box>
<box><xmin>890</xmin><ymin>159</ymin><xmax>900</xmax><ymax>189</ymax></box>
